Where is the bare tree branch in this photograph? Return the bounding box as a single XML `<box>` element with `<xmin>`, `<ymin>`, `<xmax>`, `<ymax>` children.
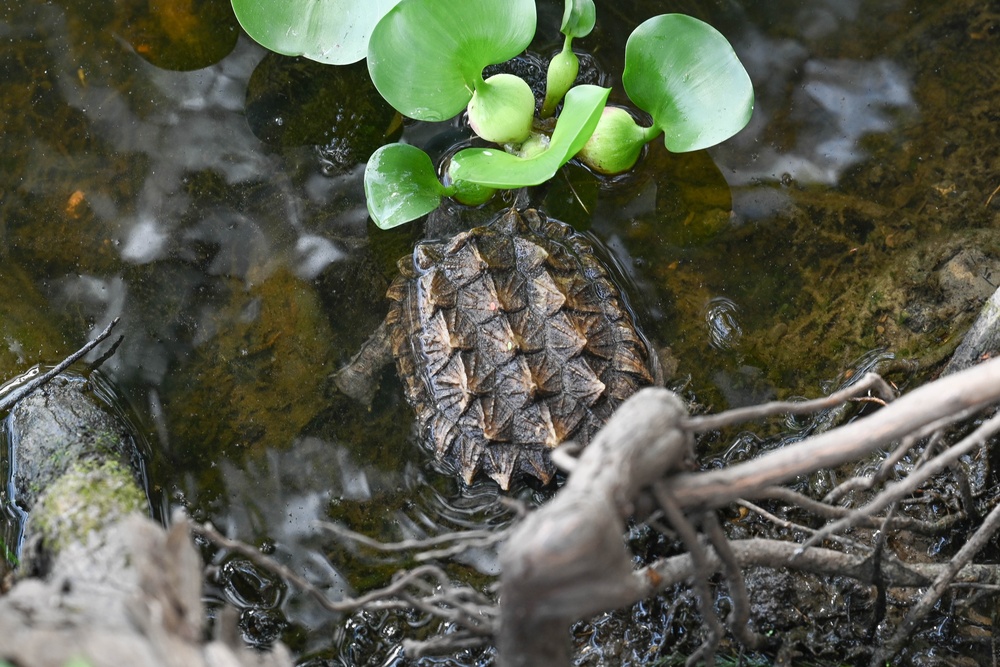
<box><xmin>200</xmin><ymin>357</ymin><xmax>1000</xmax><ymax>665</ymax></box>
<box><xmin>498</xmin><ymin>358</ymin><xmax>1000</xmax><ymax>666</ymax></box>
<box><xmin>873</xmin><ymin>501</ymin><xmax>1000</xmax><ymax>665</ymax></box>
<box><xmin>753</xmin><ymin>486</ymin><xmax>964</xmax><ymax>535</ymax></box>
<box><xmin>670</xmin><ymin>356</ymin><xmax>1000</xmax><ymax>511</ymax></box>
<box><xmin>318</xmin><ymin>521</ymin><xmax>511</xmax><ymax>561</ymax></box>
<box><xmin>635</xmin><ymin>538</ymin><xmax>1000</xmax><ymax>594</ymax></box>
<box><xmin>682</xmin><ymin>371</ymin><xmax>896</xmax><ymax>433</ymax></box>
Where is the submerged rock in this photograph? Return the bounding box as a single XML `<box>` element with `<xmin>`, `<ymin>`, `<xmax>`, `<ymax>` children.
<box><xmin>7</xmin><ymin>372</ymin><xmax>146</xmax><ymax>513</ymax></box>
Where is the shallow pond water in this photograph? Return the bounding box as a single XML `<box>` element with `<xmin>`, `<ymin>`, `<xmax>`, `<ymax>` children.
<box><xmin>1</xmin><ymin>0</ymin><xmax>998</xmax><ymax>664</ymax></box>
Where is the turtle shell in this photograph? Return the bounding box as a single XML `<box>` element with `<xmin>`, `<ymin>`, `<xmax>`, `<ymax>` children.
<box><xmin>385</xmin><ymin>208</ymin><xmax>657</xmax><ymax>489</ymax></box>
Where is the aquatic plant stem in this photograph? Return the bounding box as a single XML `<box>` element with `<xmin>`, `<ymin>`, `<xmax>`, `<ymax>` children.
<box><xmin>541</xmin><ymin>35</ymin><xmax>579</xmax><ymax>118</ymax></box>
<box><xmin>640</xmin><ymin>121</ymin><xmax>662</xmax><ymax>143</ymax></box>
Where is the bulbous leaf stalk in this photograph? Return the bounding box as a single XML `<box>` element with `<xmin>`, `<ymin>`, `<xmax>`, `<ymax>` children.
<box><xmin>517</xmin><ymin>132</ymin><xmax>551</xmax><ymax>159</ymax></box>
<box><xmin>467</xmin><ymin>73</ymin><xmax>536</xmax><ymax>145</ymax></box>
<box><xmin>541</xmin><ymin>37</ymin><xmax>580</xmax><ymax>118</ymax></box>
<box><xmin>445</xmin><ymin>179</ymin><xmax>496</xmax><ymax>206</ymax></box>
<box><xmin>576</xmin><ymin>106</ymin><xmax>660</xmax><ymax>175</ymax></box>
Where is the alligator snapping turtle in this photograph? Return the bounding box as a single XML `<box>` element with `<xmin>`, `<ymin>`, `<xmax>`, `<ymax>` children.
<box><xmin>336</xmin><ymin>208</ymin><xmax>659</xmax><ymax>489</ymax></box>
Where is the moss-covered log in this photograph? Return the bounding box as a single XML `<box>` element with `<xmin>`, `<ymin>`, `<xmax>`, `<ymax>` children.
<box><xmin>0</xmin><ymin>371</ymin><xmax>291</xmax><ymax>667</ymax></box>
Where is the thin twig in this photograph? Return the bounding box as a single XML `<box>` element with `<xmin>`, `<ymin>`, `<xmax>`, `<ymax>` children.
<box><xmin>986</xmin><ymin>182</ymin><xmax>1000</xmax><ymax>207</ymax></box>
<box><xmin>0</xmin><ymin>318</ymin><xmax>120</xmax><ymax>412</ymax></box>
<box><xmin>636</xmin><ymin>538</ymin><xmax>1000</xmax><ymax>595</ymax></box>
<box><xmin>823</xmin><ymin>428</ymin><xmax>941</xmax><ymax>504</ymax></box>
<box><xmin>671</xmin><ymin>358</ymin><xmax>1000</xmax><ymax>512</ymax></box>
<box><xmin>753</xmin><ymin>486</ymin><xmax>963</xmax><ymax>535</ymax></box>
<box><xmin>193</xmin><ymin>521</ymin><xmax>497</xmax><ymax>633</ymax></box>
<box><xmin>737</xmin><ymin>498</ymin><xmax>872</xmax><ymax>553</ymax></box>
<box><xmin>798</xmin><ymin>409</ymin><xmax>1000</xmax><ymax>553</ymax></box>
<box><xmin>703</xmin><ymin>512</ymin><xmax>764</xmax><ymax>650</ymax></box>
<box><xmin>318</xmin><ymin>521</ymin><xmax>511</xmax><ymax>561</ymax></box>
<box><xmin>873</xmin><ymin>501</ymin><xmax>1000</xmax><ymax>665</ymax></box>
<box><xmin>682</xmin><ymin>372</ymin><xmax>895</xmax><ymax>432</ymax></box>
<box><xmin>403</xmin><ymin>633</ymin><xmax>494</xmax><ymax>658</ymax></box>
<box><xmin>654</xmin><ymin>483</ymin><xmax>722</xmax><ymax>667</ymax></box>
<box><xmin>87</xmin><ymin>330</ymin><xmax>125</xmax><ymax>372</ymax></box>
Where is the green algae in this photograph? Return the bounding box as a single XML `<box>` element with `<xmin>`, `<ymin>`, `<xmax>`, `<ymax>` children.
<box><xmin>0</xmin><ymin>264</ymin><xmax>70</xmax><ymax>382</ymax></box>
<box><xmin>162</xmin><ymin>269</ymin><xmax>336</xmax><ymax>469</ymax></box>
<box><xmin>31</xmin><ymin>459</ymin><xmax>147</xmax><ymax>555</ymax></box>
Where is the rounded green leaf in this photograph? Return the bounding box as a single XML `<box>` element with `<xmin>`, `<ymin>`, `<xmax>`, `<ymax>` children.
<box><xmin>448</xmin><ymin>180</ymin><xmax>497</xmax><ymax>206</ymax></box>
<box><xmin>368</xmin><ymin>0</ymin><xmax>536</xmax><ymax>121</ymax></box>
<box><xmin>623</xmin><ymin>14</ymin><xmax>753</xmax><ymax>153</ymax></box>
<box><xmin>364</xmin><ymin>144</ymin><xmax>445</xmax><ymax>229</ymax></box>
<box><xmin>561</xmin><ymin>0</ymin><xmax>596</xmax><ymax>39</ymax></box>
<box><xmin>231</xmin><ymin>0</ymin><xmax>404</xmax><ymax>65</ymax></box>
<box><xmin>448</xmin><ymin>85</ymin><xmax>610</xmax><ymax>189</ymax></box>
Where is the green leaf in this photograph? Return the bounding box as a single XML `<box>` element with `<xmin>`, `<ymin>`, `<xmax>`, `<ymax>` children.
<box><xmin>364</xmin><ymin>144</ymin><xmax>445</xmax><ymax>229</ymax></box>
<box><xmin>368</xmin><ymin>0</ymin><xmax>536</xmax><ymax>121</ymax></box>
<box><xmin>561</xmin><ymin>0</ymin><xmax>596</xmax><ymax>39</ymax></box>
<box><xmin>231</xmin><ymin>0</ymin><xmax>404</xmax><ymax>65</ymax></box>
<box><xmin>448</xmin><ymin>84</ymin><xmax>609</xmax><ymax>188</ymax></box>
<box><xmin>623</xmin><ymin>14</ymin><xmax>753</xmax><ymax>153</ymax></box>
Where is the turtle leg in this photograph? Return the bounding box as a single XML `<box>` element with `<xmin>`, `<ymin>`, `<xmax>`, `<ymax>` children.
<box><xmin>333</xmin><ymin>320</ymin><xmax>393</xmax><ymax>407</ymax></box>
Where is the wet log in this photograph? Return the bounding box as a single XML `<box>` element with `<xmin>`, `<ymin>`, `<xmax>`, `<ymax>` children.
<box><xmin>0</xmin><ymin>370</ymin><xmax>292</xmax><ymax>667</ymax></box>
<box><xmin>4</xmin><ymin>371</ymin><xmax>148</xmax><ymax>574</ymax></box>
<box><xmin>497</xmin><ymin>388</ymin><xmax>693</xmax><ymax>667</ymax></box>
<box><xmin>496</xmin><ymin>356</ymin><xmax>1000</xmax><ymax>667</ymax></box>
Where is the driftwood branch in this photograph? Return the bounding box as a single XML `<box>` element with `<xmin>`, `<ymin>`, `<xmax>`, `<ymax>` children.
<box><xmin>670</xmin><ymin>358</ymin><xmax>1000</xmax><ymax>510</ymax></box>
<box><xmin>498</xmin><ymin>390</ymin><xmax>693</xmax><ymax>666</ymax></box>
<box><xmin>498</xmin><ymin>356</ymin><xmax>1000</xmax><ymax>666</ymax></box>
<box><xmin>200</xmin><ymin>357</ymin><xmax>1000</xmax><ymax>665</ymax></box>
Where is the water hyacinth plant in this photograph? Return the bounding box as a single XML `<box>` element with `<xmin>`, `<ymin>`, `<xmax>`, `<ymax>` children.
<box><xmin>232</xmin><ymin>0</ymin><xmax>754</xmax><ymax>229</ymax></box>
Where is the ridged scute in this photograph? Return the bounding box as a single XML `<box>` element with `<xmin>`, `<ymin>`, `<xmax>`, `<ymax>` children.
<box><xmin>386</xmin><ymin>208</ymin><xmax>656</xmax><ymax>489</ymax></box>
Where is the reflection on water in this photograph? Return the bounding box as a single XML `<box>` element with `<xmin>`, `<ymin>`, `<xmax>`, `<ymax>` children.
<box><xmin>720</xmin><ymin>15</ymin><xmax>917</xmax><ymax>189</ymax></box>
<box><xmin>730</xmin><ymin>56</ymin><xmax>916</xmax><ymax>186</ymax></box>
<box><xmin>1</xmin><ymin>0</ymin><xmax>998</xmax><ymax>662</ymax></box>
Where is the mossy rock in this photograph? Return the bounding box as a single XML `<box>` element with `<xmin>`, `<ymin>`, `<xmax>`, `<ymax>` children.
<box><xmin>7</xmin><ymin>374</ymin><xmax>142</xmax><ymax>511</ymax></box>
<box><xmin>162</xmin><ymin>269</ymin><xmax>335</xmax><ymax>467</ymax></box>
<box><xmin>30</xmin><ymin>459</ymin><xmax>147</xmax><ymax>556</ymax></box>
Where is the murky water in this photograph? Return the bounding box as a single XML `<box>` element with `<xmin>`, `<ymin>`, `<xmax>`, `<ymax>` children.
<box><xmin>1</xmin><ymin>0</ymin><xmax>998</xmax><ymax>663</ymax></box>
